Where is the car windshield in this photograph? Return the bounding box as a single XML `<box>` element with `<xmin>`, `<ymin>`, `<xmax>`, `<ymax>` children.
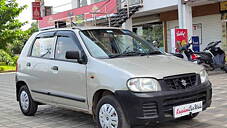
<box><xmin>80</xmin><ymin>29</ymin><xmax>162</xmax><ymax>59</ymax></box>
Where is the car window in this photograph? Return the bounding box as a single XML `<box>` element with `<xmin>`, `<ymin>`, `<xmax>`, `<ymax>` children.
<box><xmin>31</xmin><ymin>37</ymin><xmax>55</xmax><ymax>58</ymax></box>
<box><xmin>55</xmin><ymin>36</ymin><xmax>80</xmax><ymax>60</ymax></box>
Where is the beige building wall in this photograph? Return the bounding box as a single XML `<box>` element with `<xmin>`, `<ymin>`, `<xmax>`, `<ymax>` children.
<box><xmin>166</xmin><ymin>14</ymin><xmax>222</xmax><ymax>52</ymax></box>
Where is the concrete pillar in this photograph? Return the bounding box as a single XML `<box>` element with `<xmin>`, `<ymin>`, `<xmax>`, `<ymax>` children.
<box><xmin>122</xmin><ymin>17</ymin><xmax>133</xmax><ymax>31</ymax></box>
<box><xmin>72</xmin><ymin>0</ymin><xmax>80</xmax><ymax>8</ymax></box>
<box><xmin>178</xmin><ymin>0</ymin><xmax>193</xmax><ymax>40</ymax></box>
<box><xmin>163</xmin><ymin>21</ymin><xmax>168</xmax><ymax>52</ymax></box>
<box><xmin>178</xmin><ymin>0</ymin><xmax>184</xmax><ymax>28</ymax></box>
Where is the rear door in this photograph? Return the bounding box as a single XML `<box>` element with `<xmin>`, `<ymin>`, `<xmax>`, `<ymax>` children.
<box><xmin>25</xmin><ymin>31</ymin><xmax>57</xmax><ymax>103</ymax></box>
<box><xmin>48</xmin><ymin>30</ymin><xmax>88</xmax><ymax>109</ymax></box>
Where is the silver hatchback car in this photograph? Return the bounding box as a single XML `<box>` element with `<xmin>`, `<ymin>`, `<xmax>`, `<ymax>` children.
<box><xmin>16</xmin><ymin>27</ymin><xmax>212</xmax><ymax>128</ymax></box>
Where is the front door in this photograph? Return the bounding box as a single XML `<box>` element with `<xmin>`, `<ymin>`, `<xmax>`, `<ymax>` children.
<box><xmin>49</xmin><ymin>30</ymin><xmax>87</xmax><ymax>109</ymax></box>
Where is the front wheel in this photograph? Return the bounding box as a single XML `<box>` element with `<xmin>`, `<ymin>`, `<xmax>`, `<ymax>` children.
<box><xmin>95</xmin><ymin>95</ymin><xmax>130</xmax><ymax>128</ymax></box>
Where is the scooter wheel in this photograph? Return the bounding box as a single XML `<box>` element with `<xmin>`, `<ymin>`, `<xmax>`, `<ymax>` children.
<box><xmin>223</xmin><ymin>67</ymin><xmax>227</xmax><ymax>73</ymax></box>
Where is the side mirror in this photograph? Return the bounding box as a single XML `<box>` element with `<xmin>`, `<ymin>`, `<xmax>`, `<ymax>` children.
<box><xmin>66</xmin><ymin>51</ymin><xmax>80</xmax><ymax>60</ymax></box>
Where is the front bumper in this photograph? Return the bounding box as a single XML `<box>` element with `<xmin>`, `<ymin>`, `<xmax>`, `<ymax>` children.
<box><xmin>115</xmin><ymin>82</ymin><xmax>212</xmax><ymax>126</ymax></box>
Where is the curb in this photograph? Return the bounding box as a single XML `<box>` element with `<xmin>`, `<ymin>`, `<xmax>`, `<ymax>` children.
<box><xmin>0</xmin><ymin>71</ymin><xmax>16</xmax><ymax>74</ymax></box>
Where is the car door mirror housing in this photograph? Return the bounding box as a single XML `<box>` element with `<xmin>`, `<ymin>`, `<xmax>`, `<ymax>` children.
<box><xmin>66</xmin><ymin>51</ymin><xmax>80</xmax><ymax>60</ymax></box>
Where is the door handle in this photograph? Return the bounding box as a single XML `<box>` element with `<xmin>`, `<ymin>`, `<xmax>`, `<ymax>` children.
<box><xmin>51</xmin><ymin>66</ymin><xmax>58</xmax><ymax>71</ymax></box>
<box><xmin>26</xmin><ymin>62</ymin><xmax>31</xmax><ymax>67</ymax></box>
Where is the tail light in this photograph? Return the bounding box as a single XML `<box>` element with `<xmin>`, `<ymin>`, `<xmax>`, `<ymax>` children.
<box><xmin>191</xmin><ymin>54</ymin><xmax>199</xmax><ymax>60</ymax></box>
<box><xmin>16</xmin><ymin>63</ymin><xmax>18</xmax><ymax>72</ymax></box>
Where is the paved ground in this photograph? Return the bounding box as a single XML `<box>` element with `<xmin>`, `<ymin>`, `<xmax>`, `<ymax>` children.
<box><xmin>0</xmin><ymin>72</ymin><xmax>227</xmax><ymax>128</ymax></box>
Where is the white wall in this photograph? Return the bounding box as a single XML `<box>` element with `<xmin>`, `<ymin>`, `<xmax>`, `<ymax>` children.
<box><xmin>139</xmin><ymin>0</ymin><xmax>178</xmax><ymax>13</ymax></box>
<box><xmin>167</xmin><ymin>14</ymin><xmax>222</xmax><ymax>52</ymax></box>
<box><xmin>45</xmin><ymin>0</ymin><xmax>72</xmax><ymax>14</ymax></box>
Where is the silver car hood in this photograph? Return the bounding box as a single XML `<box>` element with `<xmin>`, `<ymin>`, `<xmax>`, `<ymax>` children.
<box><xmin>101</xmin><ymin>55</ymin><xmax>203</xmax><ymax>79</ymax></box>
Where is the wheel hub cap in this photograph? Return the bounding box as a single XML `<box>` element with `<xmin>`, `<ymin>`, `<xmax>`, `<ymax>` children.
<box><xmin>20</xmin><ymin>91</ymin><xmax>29</xmax><ymax>111</ymax></box>
<box><xmin>99</xmin><ymin>104</ymin><xmax>118</xmax><ymax>128</ymax></box>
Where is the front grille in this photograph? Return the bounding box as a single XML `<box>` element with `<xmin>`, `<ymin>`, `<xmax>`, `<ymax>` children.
<box><xmin>164</xmin><ymin>73</ymin><xmax>199</xmax><ymax>90</ymax></box>
<box><xmin>163</xmin><ymin>91</ymin><xmax>207</xmax><ymax>108</ymax></box>
<box><xmin>142</xmin><ymin>102</ymin><xmax>158</xmax><ymax>118</ymax></box>
<box><xmin>162</xmin><ymin>91</ymin><xmax>207</xmax><ymax>118</ymax></box>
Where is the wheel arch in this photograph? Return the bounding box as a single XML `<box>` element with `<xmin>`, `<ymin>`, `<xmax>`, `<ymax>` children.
<box><xmin>16</xmin><ymin>81</ymin><xmax>28</xmax><ymax>101</ymax></box>
<box><xmin>92</xmin><ymin>89</ymin><xmax>115</xmax><ymax>114</ymax></box>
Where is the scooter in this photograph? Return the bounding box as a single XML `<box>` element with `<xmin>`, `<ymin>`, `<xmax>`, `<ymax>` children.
<box><xmin>172</xmin><ymin>42</ymin><xmax>198</xmax><ymax>62</ymax></box>
<box><xmin>153</xmin><ymin>39</ymin><xmax>227</xmax><ymax>72</ymax></box>
<box><xmin>172</xmin><ymin>41</ymin><xmax>227</xmax><ymax>72</ymax></box>
<box><xmin>192</xmin><ymin>41</ymin><xmax>227</xmax><ymax>72</ymax></box>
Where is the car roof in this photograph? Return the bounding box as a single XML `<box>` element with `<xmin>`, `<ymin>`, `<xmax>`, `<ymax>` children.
<box><xmin>75</xmin><ymin>26</ymin><xmax>122</xmax><ymax>30</ymax></box>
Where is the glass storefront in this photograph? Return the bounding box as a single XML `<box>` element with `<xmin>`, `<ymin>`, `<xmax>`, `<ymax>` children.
<box><xmin>133</xmin><ymin>23</ymin><xmax>164</xmax><ymax>51</ymax></box>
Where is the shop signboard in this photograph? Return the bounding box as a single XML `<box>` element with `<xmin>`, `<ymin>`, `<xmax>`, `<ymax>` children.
<box><xmin>192</xmin><ymin>36</ymin><xmax>200</xmax><ymax>52</ymax></box>
<box><xmin>220</xmin><ymin>1</ymin><xmax>227</xmax><ymax>12</ymax></box>
<box><xmin>171</xmin><ymin>29</ymin><xmax>188</xmax><ymax>53</ymax></box>
<box><xmin>32</xmin><ymin>2</ymin><xmax>42</xmax><ymax>20</ymax></box>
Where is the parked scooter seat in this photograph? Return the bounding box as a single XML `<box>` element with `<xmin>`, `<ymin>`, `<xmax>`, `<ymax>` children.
<box><xmin>194</xmin><ymin>52</ymin><xmax>212</xmax><ymax>60</ymax></box>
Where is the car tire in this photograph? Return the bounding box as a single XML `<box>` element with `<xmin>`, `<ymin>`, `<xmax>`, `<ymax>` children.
<box><xmin>95</xmin><ymin>95</ymin><xmax>131</xmax><ymax>128</ymax></box>
<box><xmin>180</xmin><ymin>113</ymin><xmax>199</xmax><ymax>120</ymax></box>
<box><xmin>18</xmin><ymin>85</ymin><xmax>38</xmax><ymax>116</ymax></box>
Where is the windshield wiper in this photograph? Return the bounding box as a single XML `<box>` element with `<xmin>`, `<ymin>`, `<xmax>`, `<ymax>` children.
<box><xmin>139</xmin><ymin>51</ymin><xmax>162</xmax><ymax>56</ymax></box>
<box><xmin>109</xmin><ymin>50</ymin><xmax>162</xmax><ymax>58</ymax></box>
<box><xmin>109</xmin><ymin>51</ymin><xmax>141</xmax><ymax>58</ymax></box>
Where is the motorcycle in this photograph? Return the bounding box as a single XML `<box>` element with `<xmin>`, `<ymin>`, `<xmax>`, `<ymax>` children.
<box><xmin>192</xmin><ymin>41</ymin><xmax>227</xmax><ymax>72</ymax></box>
<box><xmin>152</xmin><ymin>40</ymin><xmax>227</xmax><ymax>72</ymax></box>
<box><xmin>173</xmin><ymin>41</ymin><xmax>227</xmax><ymax>72</ymax></box>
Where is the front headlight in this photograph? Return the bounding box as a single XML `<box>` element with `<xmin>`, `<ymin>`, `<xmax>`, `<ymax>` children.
<box><xmin>127</xmin><ymin>78</ymin><xmax>161</xmax><ymax>92</ymax></box>
<box><xmin>200</xmin><ymin>70</ymin><xmax>208</xmax><ymax>84</ymax></box>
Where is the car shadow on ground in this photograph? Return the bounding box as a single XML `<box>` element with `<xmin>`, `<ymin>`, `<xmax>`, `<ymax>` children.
<box><xmin>34</xmin><ymin>105</ymin><xmax>212</xmax><ymax>128</ymax></box>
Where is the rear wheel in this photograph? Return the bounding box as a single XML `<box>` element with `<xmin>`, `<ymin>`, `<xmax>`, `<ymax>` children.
<box><xmin>221</xmin><ymin>66</ymin><xmax>227</xmax><ymax>73</ymax></box>
<box><xmin>19</xmin><ymin>86</ymin><xmax>38</xmax><ymax>116</ymax></box>
<box><xmin>95</xmin><ymin>95</ymin><xmax>130</xmax><ymax>128</ymax></box>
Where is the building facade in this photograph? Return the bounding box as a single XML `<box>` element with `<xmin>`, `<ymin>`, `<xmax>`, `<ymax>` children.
<box><xmin>38</xmin><ymin>0</ymin><xmax>227</xmax><ymax>53</ymax></box>
<box><xmin>132</xmin><ymin>0</ymin><xmax>227</xmax><ymax>53</ymax></box>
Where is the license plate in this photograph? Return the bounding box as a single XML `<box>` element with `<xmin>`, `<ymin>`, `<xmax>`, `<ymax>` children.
<box><xmin>173</xmin><ymin>101</ymin><xmax>203</xmax><ymax>118</ymax></box>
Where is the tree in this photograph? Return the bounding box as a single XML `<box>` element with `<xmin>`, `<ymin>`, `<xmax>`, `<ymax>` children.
<box><xmin>27</xmin><ymin>22</ymin><xmax>39</xmax><ymax>35</ymax></box>
<box><xmin>10</xmin><ymin>22</ymin><xmax>39</xmax><ymax>54</ymax></box>
<box><xmin>0</xmin><ymin>0</ymin><xmax>27</xmax><ymax>52</ymax></box>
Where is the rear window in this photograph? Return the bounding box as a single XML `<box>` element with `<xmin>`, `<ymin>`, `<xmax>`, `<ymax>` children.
<box><xmin>31</xmin><ymin>37</ymin><xmax>55</xmax><ymax>58</ymax></box>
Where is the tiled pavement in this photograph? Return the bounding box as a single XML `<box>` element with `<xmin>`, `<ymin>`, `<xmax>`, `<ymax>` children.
<box><xmin>0</xmin><ymin>72</ymin><xmax>227</xmax><ymax>128</ymax></box>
